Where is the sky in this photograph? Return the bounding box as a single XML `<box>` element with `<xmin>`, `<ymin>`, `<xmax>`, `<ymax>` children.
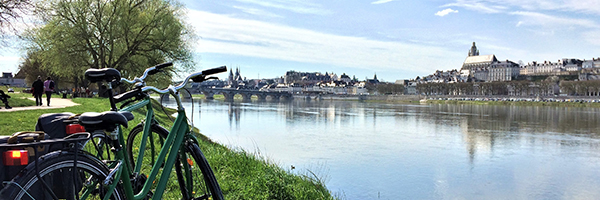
<box><xmin>2</xmin><ymin>0</ymin><xmax>600</xmax><ymax>82</ymax></box>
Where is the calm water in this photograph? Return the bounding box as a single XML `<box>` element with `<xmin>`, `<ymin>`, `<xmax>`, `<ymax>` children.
<box><xmin>172</xmin><ymin>99</ymin><xmax>600</xmax><ymax>199</ymax></box>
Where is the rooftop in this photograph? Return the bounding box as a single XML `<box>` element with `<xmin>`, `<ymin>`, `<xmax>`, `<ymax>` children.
<box><xmin>463</xmin><ymin>55</ymin><xmax>497</xmax><ymax>64</ymax></box>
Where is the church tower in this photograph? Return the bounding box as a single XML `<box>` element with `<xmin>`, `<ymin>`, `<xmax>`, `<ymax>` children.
<box><xmin>468</xmin><ymin>42</ymin><xmax>479</xmax><ymax>57</ymax></box>
<box><xmin>228</xmin><ymin>69</ymin><xmax>233</xmax><ymax>84</ymax></box>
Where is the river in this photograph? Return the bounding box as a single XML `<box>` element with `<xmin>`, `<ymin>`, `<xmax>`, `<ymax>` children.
<box><xmin>170</xmin><ymin>99</ymin><xmax>600</xmax><ymax>199</ymax></box>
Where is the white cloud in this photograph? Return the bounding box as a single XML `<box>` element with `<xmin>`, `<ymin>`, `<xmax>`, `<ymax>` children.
<box><xmin>446</xmin><ymin>0</ymin><xmax>600</xmax><ymax>15</ymax></box>
<box><xmin>442</xmin><ymin>0</ymin><xmax>505</xmax><ymax>14</ymax></box>
<box><xmin>488</xmin><ymin>0</ymin><xmax>600</xmax><ymax>15</ymax></box>
<box><xmin>510</xmin><ymin>11</ymin><xmax>600</xmax><ymax>29</ymax></box>
<box><xmin>186</xmin><ymin>10</ymin><xmax>463</xmax><ymax>74</ymax></box>
<box><xmin>562</xmin><ymin>0</ymin><xmax>600</xmax><ymax>15</ymax></box>
<box><xmin>516</xmin><ymin>21</ymin><xmax>523</xmax><ymax>27</ymax></box>
<box><xmin>371</xmin><ymin>0</ymin><xmax>394</xmax><ymax>5</ymax></box>
<box><xmin>435</xmin><ymin>8</ymin><xmax>458</xmax><ymax>17</ymax></box>
<box><xmin>234</xmin><ymin>0</ymin><xmax>332</xmax><ymax>15</ymax></box>
<box><xmin>232</xmin><ymin>6</ymin><xmax>283</xmax><ymax>18</ymax></box>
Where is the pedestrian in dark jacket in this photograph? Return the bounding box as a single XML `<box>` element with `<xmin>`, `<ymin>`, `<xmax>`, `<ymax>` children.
<box><xmin>0</xmin><ymin>90</ymin><xmax>11</xmax><ymax>109</ymax></box>
<box><xmin>32</xmin><ymin>76</ymin><xmax>44</xmax><ymax>106</ymax></box>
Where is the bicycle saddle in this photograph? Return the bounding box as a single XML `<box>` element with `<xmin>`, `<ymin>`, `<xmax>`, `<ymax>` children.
<box><xmin>78</xmin><ymin>111</ymin><xmax>133</xmax><ymax>131</ymax></box>
<box><xmin>85</xmin><ymin>68</ymin><xmax>121</xmax><ymax>83</ymax></box>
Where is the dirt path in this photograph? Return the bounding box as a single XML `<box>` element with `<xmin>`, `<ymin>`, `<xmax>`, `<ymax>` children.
<box><xmin>0</xmin><ymin>98</ymin><xmax>80</xmax><ymax>112</ymax></box>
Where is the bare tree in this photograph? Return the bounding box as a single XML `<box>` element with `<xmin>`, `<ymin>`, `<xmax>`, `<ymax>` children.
<box><xmin>0</xmin><ymin>0</ymin><xmax>33</xmax><ymax>45</ymax></box>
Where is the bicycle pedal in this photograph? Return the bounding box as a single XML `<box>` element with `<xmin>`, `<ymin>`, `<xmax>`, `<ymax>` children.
<box><xmin>131</xmin><ymin>173</ymin><xmax>148</xmax><ymax>193</ymax></box>
<box><xmin>145</xmin><ymin>191</ymin><xmax>153</xmax><ymax>200</ymax></box>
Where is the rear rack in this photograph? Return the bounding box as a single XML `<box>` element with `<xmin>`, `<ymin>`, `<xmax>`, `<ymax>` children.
<box><xmin>0</xmin><ymin>132</ymin><xmax>91</xmax><ymax>196</ymax></box>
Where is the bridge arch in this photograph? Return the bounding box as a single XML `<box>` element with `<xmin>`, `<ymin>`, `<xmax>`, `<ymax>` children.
<box><xmin>198</xmin><ymin>88</ymin><xmax>293</xmax><ymax>101</ymax></box>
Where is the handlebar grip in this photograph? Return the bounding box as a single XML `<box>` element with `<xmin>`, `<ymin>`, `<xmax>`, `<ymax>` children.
<box><xmin>113</xmin><ymin>88</ymin><xmax>142</xmax><ymax>104</ymax></box>
<box><xmin>202</xmin><ymin>66</ymin><xmax>227</xmax><ymax>76</ymax></box>
<box><xmin>148</xmin><ymin>62</ymin><xmax>173</xmax><ymax>75</ymax></box>
<box><xmin>154</xmin><ymin>62</ymin><xmax>173</xmax><ymax>70</ymax></box>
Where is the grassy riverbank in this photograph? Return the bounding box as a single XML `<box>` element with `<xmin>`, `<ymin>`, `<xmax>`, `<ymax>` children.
<box><xmin>0</xmin><ymin>97</ymin><xmax>337</xmax><ymax>199</ymax></box>
<box><xmin>2</xmin><ymin>91</ymin><xmax>37</xmax><ymax>107</ymax></box>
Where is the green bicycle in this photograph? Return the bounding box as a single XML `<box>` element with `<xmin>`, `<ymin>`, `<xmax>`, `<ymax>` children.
<box><xmin>0</xmin><ymin>65</ymin><xmax>227</xmax><ymax>200</ymax></box>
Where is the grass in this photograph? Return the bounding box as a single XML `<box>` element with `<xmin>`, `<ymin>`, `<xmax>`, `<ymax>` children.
<box><xmin>2</xmin><ymin>91</ymin><xmax>37</xmax><ymax>107</ymax></box>
<box><xmin>0</xmin><ymin>96</ymin><xmax>338</xmax><ymax>200</ymax></box>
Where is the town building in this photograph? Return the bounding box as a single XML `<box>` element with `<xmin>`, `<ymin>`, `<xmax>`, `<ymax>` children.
<box><xmin>0</xmin><ymin>72</ymin><xmax>26</xmax><ymax>87</ymax></box>
<box><xmin>395</xmin><ymin>79</ymin><xmax>417</xmax><ymax>95</ymax></box>
<box><xmin>468</xmin><ymin>42</ymin><xmax>479</xmax><ymax>57</ymax></box>
<box><xmin>461</xmin><ymin>42</ymin><xmax>497</xmax><ymax>72</ymax></box>
<box><xmin>339</xmin><ymin>73</ymin><xmax>351</xmax><ymax>83</ymax></box>
<box><xmin>563</xmin><ymin>58</ymin><xmax>583</xmax><ymax>72</ymax></box>
<box><xmin>521</xmin><ymin>59</ymin><xmax>582</xmax><ymax>76</ymax></box>
<box><xmin>488</xmin><ymin>60</ymin><xmax>520</xmax><ymax>82</ymax></box>
<box><xmin>461</xmin><ymin>54</ymin><xmax>498</xmax><ymax>71</ymax></box>
<box><xmin>284</xmin><ymin>71</ymin><xmax>334</xmax><ymax>85</ymax></box>
<box><xmin>459</xmin><ymin>42</ymin><xmax>520</xmax><ymax>82</ymax></box>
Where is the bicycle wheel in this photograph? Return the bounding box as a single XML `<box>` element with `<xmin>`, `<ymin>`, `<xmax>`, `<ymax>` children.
<box><xmin>126</xmin><ymin>123</ymin><xmax>168</xmax><ymax>173</ymax></box>
<box><xmin>175</xmin><ymin>141</ymin><xmax>224</xmax><ymax>200</ymax></box>
<box><xmin>82</xmin><ymin>132</ymin><xmax>110</xmax><ymax>160</ymax></box>
<box><xmin>0</xmin><ymin>150</ymin><xmax>124</xmax><ymax>200</ymax></box>
<box><xmin>126</xmin><ymin>124</ymin><xmax>223</xmax><ymax>199</ymax></box>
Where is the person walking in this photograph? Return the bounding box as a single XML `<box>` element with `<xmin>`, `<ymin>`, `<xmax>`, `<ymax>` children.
<box><xmin>43</xmin><ymin>76</ymin><xmax>55</xmax><ymax>106</ymax></box>
<box><xmin>32</xmin><ymin>76</ymin><xmax>44</xmax><ymax>106</ymax></box>
<box><xmin>0</xmin><ymin>90</ymin><xmax>11</xmax><ymax>109</ymax></box>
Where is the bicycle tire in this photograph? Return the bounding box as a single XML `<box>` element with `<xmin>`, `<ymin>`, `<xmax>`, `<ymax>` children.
<box><xmin>0</xmin><ymin>150</ymin><xmax>124</xmax><ymax>200</ymax></box>
<box><xmin>175</xmin><ymin>141</ymin><xmax>224</xmax><ymax>200</ymax></box>
<box><xmin>126</xmin><ymin>123</ymin><xmax>168</xmax><ymax>172</ymax></box>
<box><xmin>126</xmin><ymin>124</ymin><xmax>223</xmax><ymax>199</ymax></box>
<box><xmin>82</xmin><ymin>132</ymin><xmax>110</xmax><ymax>160</ymax></box>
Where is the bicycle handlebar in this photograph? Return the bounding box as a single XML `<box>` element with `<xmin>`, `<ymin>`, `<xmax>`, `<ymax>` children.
<box><xmin>120</xmin><ymin>62</ymin><xmax>173</xmax><ymax>84</ymax></box>
<box><xmin>148</xmin><ymin>62</ymin><xmax>172</xmax><ymax>75</ymax></box>
<box><xmin>141</xmin><ymin>65</ymin><xmax>227</xmax><ymax>95</ymax></box>
<box><xmin>113</xmin><ymin>88</ymin><xmax>142</xmax><ymax>104</ymax></box>
<box><xmin>201</xmin><ymin>66</ymin><xmax>227</xmax><ymax>78</ymax></box>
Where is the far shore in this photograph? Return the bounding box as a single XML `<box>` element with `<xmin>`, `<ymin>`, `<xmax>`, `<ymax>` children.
<box><xmin>183</xmin><ymin>93</ymin><xmax>600</xmax><ymax>107</ymax></box>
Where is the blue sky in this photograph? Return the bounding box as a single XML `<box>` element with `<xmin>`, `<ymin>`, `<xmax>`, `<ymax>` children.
<box><xmin>2</xmin><ymin>0</ymin><xmax>600</xmax><ymax>82</ymax></box>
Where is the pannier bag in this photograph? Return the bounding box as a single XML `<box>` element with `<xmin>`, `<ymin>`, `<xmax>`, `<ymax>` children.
<box><xmin>35</xmin><ymin>112</ymin><xmax>85</xmax><ymax>151</ymax></box>
<box><xmin>35</xmin><ymin>112</ymin><xmax>77</xmax><ymax>139</ymax></box>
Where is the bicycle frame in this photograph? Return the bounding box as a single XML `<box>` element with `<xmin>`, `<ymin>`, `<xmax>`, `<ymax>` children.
<box><xmin>120</xmin><ymin>96</ymin><xmax>161</xmax><ymax>174</ymax></box>
<box><xmin>92</xmin><ymin>107</ymin><xmax>193</xmax><ymax>200</ymax></box>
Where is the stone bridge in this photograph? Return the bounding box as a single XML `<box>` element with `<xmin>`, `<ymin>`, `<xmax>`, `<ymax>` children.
<box><xmin>198</xmin><ymin>88</ymin><xmax>293</xmax><ymax>101</ymax></box>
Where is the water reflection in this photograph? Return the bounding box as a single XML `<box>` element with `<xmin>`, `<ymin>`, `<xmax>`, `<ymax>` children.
<box><xmin>182</xmin><ymin>100</ymin><xmax>600</xmax><ymax>199</ymax></box>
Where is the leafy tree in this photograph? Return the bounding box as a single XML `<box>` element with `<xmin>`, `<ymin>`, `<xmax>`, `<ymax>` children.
<box><xmin>364</xmin><ymin>82</ymin><xmax>377</xmax><ymax>94</ymax></box>
<box><xmin>536</xmin><ymin>81</ymin><xmax>554</xmax><ymax>96</ymax></box>
<box><xmin>560</xmin><ymin>81</ymin><xmax>576</xmax><ymax>96</ymax></box>
<box><xmin>376</xmin><ymin>83</ymin><xmax>404</xmax><ymax>95</ymax></box>
<box><xmin>18</xmin><ymin>50</ymin><xmax>53</xmax><ymax>84</ymax></box>
<box><xmin>455</xmin><ymin>82</ymin><xmax>473</xmax><ymax>95</ymax></box>
<box><xmin>23</xmin><ymin>0</ymin><xmax>195</xmax><ymax>90</ymax></box>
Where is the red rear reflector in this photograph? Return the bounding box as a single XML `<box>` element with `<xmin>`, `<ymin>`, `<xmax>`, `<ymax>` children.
<box><xmin>66</xmin><ymin>124</ymin><xmax>86</xmax><ymax>134</ymax></box>
<box><xmin>3</xmin><ymin>150</ymin><xmax>28</xmax><ymax>166</ymax></box>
